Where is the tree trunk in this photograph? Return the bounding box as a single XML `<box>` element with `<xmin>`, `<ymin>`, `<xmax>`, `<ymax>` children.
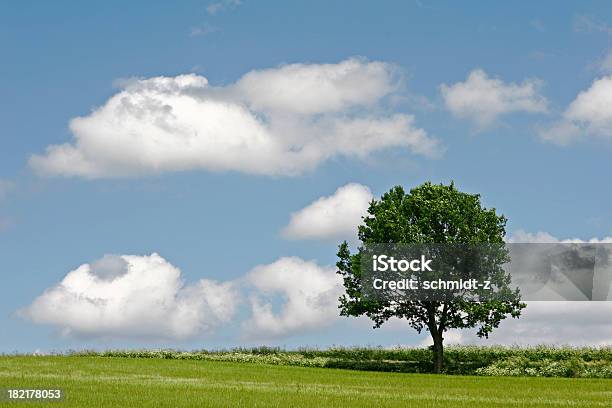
<box><xmin>432</xmin><ymin>332</ymin><xmax>444</xmax><ymax>374</ymax></box>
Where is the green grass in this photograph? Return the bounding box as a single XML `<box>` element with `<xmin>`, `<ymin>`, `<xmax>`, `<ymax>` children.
<box><xmin>67</xmin><ymin>346</ymin><xmax>612</xmax><ymax>377</ymax></box>
<box><xmin>1</xmin><ymin>356</ymin><xmax>611</xmax><ymax>407</ymax></box>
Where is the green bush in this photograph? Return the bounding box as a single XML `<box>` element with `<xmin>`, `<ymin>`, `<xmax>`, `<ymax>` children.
<box><xmin>475</xmin><ymin>355</ymin><xmax>612</xmax><ymax>378</ymax></box>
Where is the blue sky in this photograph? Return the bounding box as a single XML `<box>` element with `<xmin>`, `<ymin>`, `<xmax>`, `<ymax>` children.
<box><xmin>1</xmin><ymin>1</ymin><xmax>612</xmax><ymax>352</ymax></box>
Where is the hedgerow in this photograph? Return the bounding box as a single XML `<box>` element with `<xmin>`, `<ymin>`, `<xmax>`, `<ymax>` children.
<box><xmin>53</xmin><ymin>346</ymin><xmax>611</xmax><ymax>378</ymax></box>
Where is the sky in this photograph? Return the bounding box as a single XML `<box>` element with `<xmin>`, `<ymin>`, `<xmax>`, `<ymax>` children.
<box><xmin>1</xmin><ymin>1</ymin><xmax>612</xmax><ymax>352</ymax></box>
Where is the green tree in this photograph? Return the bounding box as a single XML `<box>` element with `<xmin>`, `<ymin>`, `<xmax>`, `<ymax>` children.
<box><xmin>336</xmin><ymin>182</ymin><xmax>525</xmax><ymax>373</ymax></box>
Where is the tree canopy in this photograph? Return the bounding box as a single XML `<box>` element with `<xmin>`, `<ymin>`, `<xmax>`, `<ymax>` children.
<box><xmin>336</xmin><ymin>182</ymin><xmax>525</xmax><ymax>373</ymax></box>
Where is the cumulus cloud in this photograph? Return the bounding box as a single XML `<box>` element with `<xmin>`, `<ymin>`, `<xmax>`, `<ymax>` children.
<box><xmin>495</xmin><ymin>301</ymin><xmax>612</xmax><ymax>346</ymax></box>
<box><xmin>439</xmin><ymin>302</ymin><xmax>612</xmax><ymax>346</ymax></box>
<box><xmin>30</xmin><ymin>59</ymin><xmax>442</xmax><ymax>178</ymax></box>
<box><xmin>567</xmin><ymin>77</ymin><xmax>612</xmax><ymax>133</ymax></box>
<box><xmin>508</xmin><ymin>229</ymin><xmax>612</xmax><ymax>243</ymax></box>
<box><xmin>539</xmin><ymin>76</ymin><xmax>612</xmax><ymax>145</ymax></box>
<box><xmin>21</xmin><ymin>253</ymin><xmax>344</xmax><ymax>341</ymax></box>
<box><xmin>282</xmin><ymin>183</ymin><xmax>372</xmax><ymax>241</ymax></box>
<box><xmin>507</xmin><ymin>230</ymin><xmax>559</xmax><ymax>243</ymax></box>
<box><xmin>233</xmin><ymin>60</ymin><xmax>395</xmax><ymax>114</ymax></box>
<box><xmin>419</xmin><ymin>230</ymin><xmax>612</xmax><ymax>346</ymax></box>
<box><xmin>420</xmin><ymin>329</ymin><xmax>466</xmax><ymax>347</ymax></box>
<box><xmin>23</xmin><ymin>230</ymin><xmax>612</xmax><ymax>344</ymax></box>
<box><xmin>243</xmin><ymin>257</ymin><xmax>343</xmax><ymax>339</ymax></box>
<box><xmin>440</xmin><ymin>69</ymin><xmax>548</xmax><ymax>128</ymax></box>
<box><xmin>19</xmin><ymin>253</ymin><xmax>238</xmax><ymax>340</ymax></box>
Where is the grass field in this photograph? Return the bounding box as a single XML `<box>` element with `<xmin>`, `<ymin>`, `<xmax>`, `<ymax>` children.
<box><xmin>69</xmin><ymin>346</ymin><xmax>612</xmax><ymax>377</ymax></box>
<box><xmin>1</xmin><ymin>356</ymin><xmax>611</xmax><ymax>407</ymax></box>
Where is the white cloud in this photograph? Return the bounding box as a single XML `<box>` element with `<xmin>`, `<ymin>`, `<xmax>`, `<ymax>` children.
<box><xmin>566</xmin><ymin>76</ymin><xmax>612</xmax><ymax>133</ymax></box>
<box><xmin>539</xmin><ymin>76</ymin><xmax>612</xmax><ymax>145</ymax></box>
<box><xmin>21</xmin><ymin>253</ymin><xmax>343</xmax><ymax>341</ymax></box>
<box><xmin>282</xmin><ymin>183</ymin><xmax>372</xmax><ymax>241</ymax></box>
<box><xmin>30</xmin><ymin>59</ymin><xmax>442</xmax><ymax>178</ymax></box>
<box><xmin>206</xmin><ymin>0</ymin><xmax>241</xmax><ymax>15</ymax></box>
<box><xmin>19</xmin><ymin>253</ymin><xmax>238</xmax><ymax>340</ymax></box>
<box><xmin>19</xmin><ymin>247</ymin><xmax>612</xmax><ymax>346</ymax></box>
<box><xmin>233</xmin><ymin>59</ymin><xmax>396</xmax><ymax>115</ymax></box>
<box><xmin>508</xmin><ymin>229</ymin><xmax>612</xmax><ymax>243</ymax></box>
<box><xmin>418</xmin><ymin>230</ymin><xmax>612</xmax><ymax>346</ymax></box>
<box><xmin>420</xmin><ymin>329</ymin><xmax>465</xmax><ymax>347</ymax></box>
<box><xmin>504</xmin><ymin>301</ymin><xmax>612</xmax><ymax>346</ymax></box>
<box><xmin>537</xmin><ymin>120</ymin><xmax>582</xmax><ymax>145</ymax></box>
<box><xmin>449</xmin><ymin>302</ymin><xmax>612</xmax><ymax>346</ymax></box>
<box><xmin>507</xmin><ymin>230</ymin><xmax>560</xmax><ymax>243</ymax></box>
<box><xmin>243</xmin><ymin>257</ymin><xmax>343</xmax><ymax>339</ymax></box>
<box><xmin>440</xmin><ymin>69</ymin><xmax>548</xmax><ymax>128</ymax></box>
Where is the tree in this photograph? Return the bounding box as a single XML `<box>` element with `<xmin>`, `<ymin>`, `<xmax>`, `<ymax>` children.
<box><xmin>336</xmin><ymin>182</ymin><xmax>525</xmax><ymax>373</ymax></box>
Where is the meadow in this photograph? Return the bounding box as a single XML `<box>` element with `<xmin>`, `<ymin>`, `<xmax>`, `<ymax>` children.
<box><xmin>1</xmin><ymin>355</ymin><xmax>611</xmax><ymax>407</ymax></box>
<box><xmin>68</xmin><ymin>346</ymin><xmax>612</xmax><ymax>377</ymax></box>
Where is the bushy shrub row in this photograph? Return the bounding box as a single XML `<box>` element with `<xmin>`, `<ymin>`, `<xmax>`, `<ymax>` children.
<box><xmin>475</xmin><ymin>356</ymin><xmax>612</xmax><ymax>378</ymax></box>
<box><xmin>65</xmin><ymin>346</ymin><xmax>612</xmax><ymax>378</ymax></box>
